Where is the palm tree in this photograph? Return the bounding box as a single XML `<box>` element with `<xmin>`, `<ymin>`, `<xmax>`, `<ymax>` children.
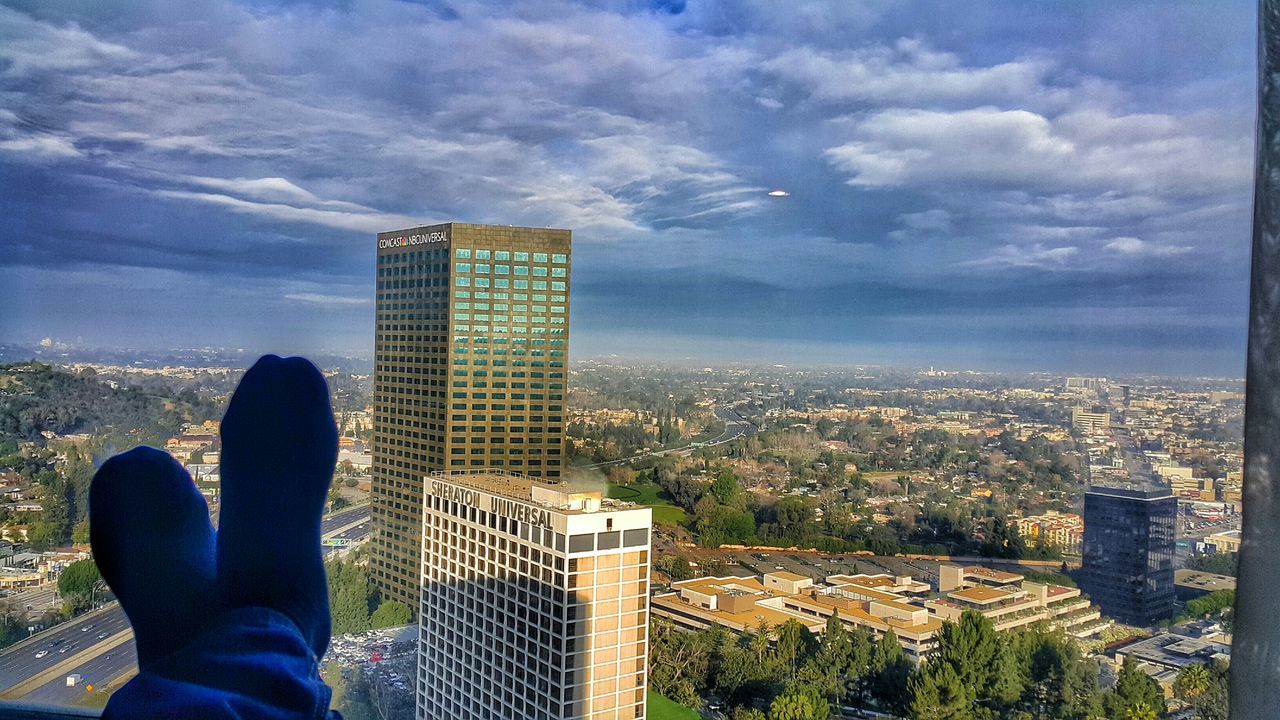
<box><xmin>1176</xmin><ymin>664</ymin><xmax>1211</xmax><ymax>702</ymax></box>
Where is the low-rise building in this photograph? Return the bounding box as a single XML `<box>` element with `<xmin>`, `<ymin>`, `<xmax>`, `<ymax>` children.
<box><xmin>1014</xmin><ymin>512</ymin><xmax>1083</xmax><ymax>553</ymax></box>
<box><xmin>1204</xmin><ymin>529</ymin><xmax>1241</xmax><ymax>554</ymax></box>
<box><xmin>653</xmin><ymin>565</ymin><xmax>1107</xmax><ymax>663</ymax></box>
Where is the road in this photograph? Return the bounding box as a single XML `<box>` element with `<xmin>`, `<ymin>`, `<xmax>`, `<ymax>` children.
<box><xmin>585</xmin><ymin>404</ymin><xmax>759</xmax><ymax>469</ymax></box>
<box><xmin>0</xmin><ymin>605</ymin><xmax>130</xmax><ymax>693</ymax></box>
<box><xmin>0</xmin><ymin>504</ymin><xmax>373</xmax><ymax>701</ymax></box>
<box><xmin>4</xmin><ymin>587</ymin><xmax>61</xmax><ymax>615</ymax></box>
<box><xmin>22</xmin><ymin>632</ymin><xmax>137</xmax><ymax>704</ymax></box>
<box><xmin>321</xmin><ymin>504</ymin><xmax>369</xmax><ymax>535</ymax></box>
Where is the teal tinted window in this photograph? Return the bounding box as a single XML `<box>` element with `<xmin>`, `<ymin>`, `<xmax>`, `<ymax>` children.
<box><xmin>552</xmin><ymin>254</ymin><xmax>567</xmax><ymax>263</ymax></box>
<box><xmin>475</xmin><ymin>250</ymin><xmax>491</xmax><ymax>260</ymax></box>
<box><xmin>551</xmin><ymin>281</ymin><xmax>565</xmax><ymax>291</ymax></box>
<box><xmin>495</xmin><ymin>265</ymin><xmax>509</xmax><ymax>275</ymax></box>
<box><xmin>551</xmin><ymin>267</ymin><xmax>566</xmax><ymax>277</ymax></box>
<box><xmin>455</xmin><ymin>263</ymin><xmax>471</xmax><ymax>273</ymax></box>
<box><xmin>514</xmin><ymin>280</ymin><xmax>529</xmax><ymax>289</ymax></box>
<box><xmin>514</xmin><ymin>252</ymin><xmax>529</xmax><ymax>261</ymax></box>
<box><xmin>455</xmin><ymin>277</ymin><xmax>470</xmax><ymax>287</ymax></box>
<box><xmin>533</xmin><ymin>253</ymin><xmax>548</xmax><ymax>262</ymax></box>
<box><xmin>532</xmin><ymin>266</ymin><xmax>548</xmax><ymax>277</ymax></box>
<box><xmin>514</xmin><ymin>266</ymin><xmax>529</xmax><ymax>276</ymax></box>
<box><xmin>475</xmin><ymin>264</ymin><xmax>490</xmax><ymax>273</ymax></box>
<box><xmin>455</xmin><ymin>249</ymin><xmax>471</xmax><ymax>259</ymax></box>
<box><xmin>495</xmin><ymin>251</ymin><xmax>510</xmax><ymax>261</ymax></box>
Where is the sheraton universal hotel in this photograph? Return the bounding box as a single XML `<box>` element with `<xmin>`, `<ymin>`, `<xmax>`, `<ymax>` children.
<box><xmin>418</xmin><ymin>472</ymin><xmax>652</xmax><ymax>720</ymax></box>
<box><xmin>371</xmin><ymin>224</ymin><xmax>654</xmax><ymax>719</ymax></box>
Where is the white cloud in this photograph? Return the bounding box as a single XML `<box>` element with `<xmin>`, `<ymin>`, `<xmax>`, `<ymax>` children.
<box><xmin>284</xmin><ymin>293</ymin><xmax>369</xmax><ymax>306</ymax></box>
<box><xmin>824</xmin><ymin>106</ymin><xmax>1249</xmax><ymax>198</ymax></box>
<box><xmin>965</xmin><ymin>243</ymin><xmax>1080</xmax><ymax>270</ymax></box>
<box><xmin>763</xmin><ymin>39</ymin><xmax>1050</xmax><ymax>106</ymax></box>
<box><xmin>1104</xmin><ymin>237</ymin><xmax>1193</xmax><ymax>257</ymax></box>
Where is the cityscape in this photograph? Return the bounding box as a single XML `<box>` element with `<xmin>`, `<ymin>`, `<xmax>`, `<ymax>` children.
<box><xmin>0</xmin><ymin>1</ymin><xmax>1257</xmax><ymax>719</ymax></box>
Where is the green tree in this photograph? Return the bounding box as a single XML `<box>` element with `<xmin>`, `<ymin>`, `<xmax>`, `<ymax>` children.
<box><xmin>870</xmin><ymin>629</ymin><xmax>912</xmax><ymax>715</ymax></box>
<box><xmin>908</xmin><ymin>661</ymin><xmax>974</xmax><ymax>720</ymax></box>
<box><xmin>1175</xmin><ymin>664</ymin><xmax>1210</xmax><ymax>703</ymax></box>
<box><xmin>57</xmin><ymin>559</ymin><xmax>104</xmax><ymax>614</ymax></box>
<box><xmin>369</xmin><ymin>600</ymin><xmax>412</xmax><ymax>629</ymax></box>
<box><xmin>1183</xmin><ymin>661</ymin><xmax>1229</xmax><ymax>720</ymax></box>
<box><xmin>769</xmin><ymin>685</ymin><xmax>830</xmax><ymax>720</ymax></box>
<box><xmin>326</xmin><ymin>560</ymin><xmax>372</xmax><ymax>635</ymax></box>
<box><xmin>1105</xmin><ymin>657</ymin><xmax>1165</xmax><ymax>720</ymax></box>
<box><xmin>774</xmin><ymin>619</ymin><xmax>817</xmax><ymax>679</ymax></box>
<box><xmin>710</xmin><ymin>469</ymin><xmax>739</xmax><ymax>505</ymax></box>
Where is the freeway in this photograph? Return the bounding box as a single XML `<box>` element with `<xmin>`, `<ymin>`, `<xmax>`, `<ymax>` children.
<box><xmin>0</xmin><ymin>605</ymin><xmax>130</xmax><ymax>693</ymax></box>
<box><xmin>585</xmin><ymin>404</ymin><xmax>759</xmax><ymax>469</ymax></box>
<box><xmin>321</xmin><ymin>504</ymin><xmax>369</xmax><ymax>535</ymax></box>
<box><xmin>0</xmin><ymin>505</ymin><xmax>372</xmax><ymax>700</ymax></box>
<box><xmin>22</xmin><ymin>633</ymin><xmax>137</xmax><ymax>704</ymax></box>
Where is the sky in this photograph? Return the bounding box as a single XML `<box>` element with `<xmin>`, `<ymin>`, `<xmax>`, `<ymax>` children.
<box><xmin>0</xmin><ymin>0</ymin><xmax>1257</xmax><ymax>376</ymax></box>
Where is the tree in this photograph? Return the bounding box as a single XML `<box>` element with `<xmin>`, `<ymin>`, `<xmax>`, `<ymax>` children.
<box><xmin>1012</xmin><ymin>625</ymin><xmax>1100</xmax><ymax>719</ymax></box>
<box><xmin>870</xmin><ymin>629</ymin><xmax>912</xmax><ymax>715</ymax></box>
<box><xmin>327</xmin><ymin>560</ymin><xmax>372</xmax><ymax>635</ymax></box>
<box><xmin>769</xmin><ymin>685</ymin><xmax>830</xmax><ymax>720</ymax></box>
<box><xmin>710</xmin><ymin>469</ymin><xmax>739</xmax><ymax>505</ymax></box>
<box><xmin>774</xmin><ymin>619</ymin><xmax>817</xmax><ymax>679</ymax></box>
<box><xmin>1105</xmin><ymin>657</ymin><xmax>1165</xmax><ymax>720</ymax></box>
<box><xmin>933</xmin><ymin>611</ymin><xmax>1000</xmax><ymax>692</ymax></box>
<box><xmin>1182</xmin><ymin>661</ymin><xmax>1229</xmax><ymax>720</ymax></box>
<box><xmin>369</xmin><ymin>600</ymin><xmax>411</xmax><ymax>629</ymax></box>
<box><xmin>1175</xmin><ymin>664</ymin><xmax>1210</xmax><ymax>703</ymax></box>
<box><xmin>908</xmin><ymin>661</ymin><xmax>973</xmax><ymax>720</ymax></box>
<box><xmin>57</xmin><ymin>559</ymin><xmax>104</xmax><ymax>614</ymax></box>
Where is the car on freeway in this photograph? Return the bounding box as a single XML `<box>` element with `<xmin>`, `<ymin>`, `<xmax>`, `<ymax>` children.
<box><xmin>34</xmin><ymin>650</ymin><xmax>47</xmax><ymax>659</ymax></box>
<box><xmin>59</xmin><ymin>645</ymin><xmax>73</xmax><ymax>653</ymax></box>
<box><xmin>97</xmin><ymin>632</ymin><xmax>108</xmax><ymax>639</ymax></box>
<box><xmin>81</xmin><ymin>624</ymin><xmax>93</xmax><ymax>632</ymax></box>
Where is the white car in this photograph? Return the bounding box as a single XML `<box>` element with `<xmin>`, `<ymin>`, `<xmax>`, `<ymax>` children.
<box><xmin>34</xmin><ymin>650</ymin><xmax>47</xmax><ymax>659</ymax></box>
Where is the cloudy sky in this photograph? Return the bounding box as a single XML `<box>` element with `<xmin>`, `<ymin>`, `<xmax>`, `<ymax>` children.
<box><xmin>0</xmin><ymin>0</ymin><xmax>1256</xmax><ymax>375</ymax></box>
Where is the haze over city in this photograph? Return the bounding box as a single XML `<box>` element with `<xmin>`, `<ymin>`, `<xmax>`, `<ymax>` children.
<box><xmin>0</xmin><ymin>0</ymin><xmax>1257</xmax><ymax>376</ymax></box>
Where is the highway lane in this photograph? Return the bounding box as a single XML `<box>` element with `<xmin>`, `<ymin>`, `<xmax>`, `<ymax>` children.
<box><xmin>23</xmin><ymin>635</ymin><xmax>137</xmax><ymax>704</ymax></box>
<box><xmin>0</xmin><ymin>605</ymin><xmax>129</xmax><ymax>692</ymax></box>
<box><xmin>321</xmin><ymin>505</ymin><xmax>369</xmax><ymax>535</ymax></box>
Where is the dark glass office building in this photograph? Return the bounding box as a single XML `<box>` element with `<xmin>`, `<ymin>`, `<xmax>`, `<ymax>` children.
<box><xmin>371</xmin><ymin>223</ymin><xmax>572</xmax><ymax>609</ymax></box>
<box><xmin>1078</xmin><ymin>485</ymin><xmax>1176</xmax><ymax>626</ymax></box>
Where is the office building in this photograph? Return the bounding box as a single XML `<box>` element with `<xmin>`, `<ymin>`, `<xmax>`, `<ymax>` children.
<box><xmin>418</xmin><ymin>472</ymin><xmax>652</xmax><ymax>720</ymax></box>
<box><xmin>372</xmin><ymin>223</ymin><xmax>572</xmax><ymax>608</ymax></box>
<box><xmin>1079</xmin><ymin>485</ymin><xmax>1177</xmax><ymax>626</ymax></box>
<box><xmin>1071</xmin><ymin>407</ymin><xmax>1110</xmax><ymax>434</ymax></box>
<box><xmin>651</xmin><ymin>565</ymin><xmax>1106</xmax><ymax>665</ymax></box>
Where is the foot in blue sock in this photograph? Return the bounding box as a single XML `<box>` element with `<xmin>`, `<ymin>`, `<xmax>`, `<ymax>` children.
<box><xmin>217</xmin><ymin>355</ymin><xmax>337</xmax><ymax>657</ymax></box>
<box><xmin>90</xmin><ymin>447</ymin><xmax>217</xmax><ymax>667</ymax></box>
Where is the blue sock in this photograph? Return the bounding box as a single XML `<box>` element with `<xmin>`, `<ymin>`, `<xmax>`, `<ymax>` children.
<box><xmin>217</xmin><ymin>355</ymin><xmax>337</xmax><ymax>658</ymax></box>
<box><xmin>90</xmin><ymin>447</ymin><xmax>217</xmax><ymax>668</ymax></box>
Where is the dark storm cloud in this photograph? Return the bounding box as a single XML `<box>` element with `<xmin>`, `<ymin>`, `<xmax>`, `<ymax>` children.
<box><xmin>0</xmin><ymin>0</ymin><xmax>1255</xmax><ymax>374</ymax></box>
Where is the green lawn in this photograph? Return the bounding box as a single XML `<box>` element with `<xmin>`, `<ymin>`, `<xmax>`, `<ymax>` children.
<box><xmin>607</xmin><ymin>482</ymin><xmax>688</xmax><ymax>526</ymax></box>
<box><xmin>647</xmin><ymin>691</ymin><xmax>699</xmax><ymax>720</ymax></box>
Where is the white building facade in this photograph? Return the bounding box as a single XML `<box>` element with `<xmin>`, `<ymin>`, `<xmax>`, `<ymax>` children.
<box><xmin>417</xmin><ymin>471</ymin><xmax>652</xmax><ymax>720</ymax></box>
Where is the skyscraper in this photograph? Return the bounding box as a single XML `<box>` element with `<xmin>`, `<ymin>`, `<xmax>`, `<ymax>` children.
<box><xmin>1078</xmin><ymin>485</ymin><xmax>1177</xmax><ymax>626</ymax></box>
<box><xmin>418</xmin><ymin>472</ymin><xmax>651</xmax><ymax>720</ymax></box>
<box><xmin>371</xmin><ymin>223</ymin><xmax>572</xmax><ymax>608</ymax></box>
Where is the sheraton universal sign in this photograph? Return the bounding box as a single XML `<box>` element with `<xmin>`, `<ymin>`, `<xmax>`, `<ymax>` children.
<box><xmin>430</xmin><ymin>480</ymin><xmax>553</xmax><ymax>529</ymax></box>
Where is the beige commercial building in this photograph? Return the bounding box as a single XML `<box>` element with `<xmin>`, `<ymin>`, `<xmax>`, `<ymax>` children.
<box><xmin>372</xmin><ymin>223</ymin><xmax>572</xmax><ymax>608</ymax></box>
<box><xmin>417</xmin><ymin>472</ymin><xmax>651</xmax><ymax>720</ymax></box>
<box><xmin>652</xmin><ymin>565</ymin><xmax>1107</xmax><ymax>663</ymax></box>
